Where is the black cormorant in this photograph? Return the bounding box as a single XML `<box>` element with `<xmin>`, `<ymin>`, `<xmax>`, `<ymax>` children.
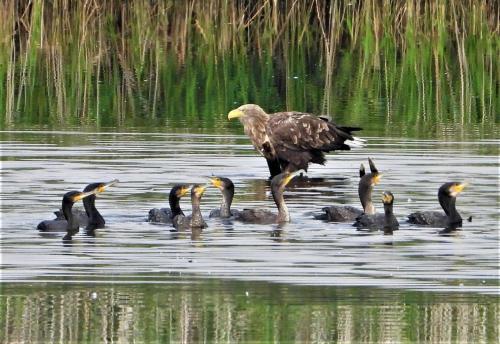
<box><xmin>37</xmin><ymin>188</ymin><xmax>100</xmax><ymax>240</ymax></box>
<box><xmin>315</xmin><ymin>158</ymin><xmax>382</xmax><ymax>222</ymax></box>
<box><xmin>232</xmin><ymin>172</ymin><xmax>294</xmax><ymax>224</ymax></box>
<box><xmin>52</xmin><ymin>180</ymin><xmax>118</xmax><ymax>231</ymax></box>
<box><xmin>81</xmin><ymin>180</ymin><xmax>118</xmax><ymax>234</ymax></box>
<box><xmin>173</xmin><ymin>185</ymin><xmax>207</xmax><ymax>230</ymax></box>
<box><xmin>148</xmin><ymin>184</ymin><xmax>190</xmax><ymax>224</ymax></box>
<box><xmin>209</xmin><ymin>176</ymin><xmax>240</xmax><ymax>218</ymax></box>
<box><xmin>408</xmin><ymin>182</ymin><xmax>467</xmax><ymax>227</ymax></box>
<box><xmin>354</xmin><ymin>191</ymin><xmax>399</xmax><ymax>232</ymax></box>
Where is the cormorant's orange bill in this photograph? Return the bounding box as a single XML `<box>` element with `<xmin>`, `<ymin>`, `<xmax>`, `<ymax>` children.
<box><xmin>228</xmin><ymin>109</ymin><xmax>244</xmax><ymax>120</ymax></box>
<box><xmin>209</xmin><ymin>177</ymin><xmax>224</xmax><ymax>190</ymax></box>
<box><xmin>97</xmin><ymin>179</ymin><xmax>119</xmax><ymax>193</ymax></box>
<box><xmin>382</xmin><ymin>191</ymin><xmax>393</xmax><ymax>203</ymax></box>
<box><xmin>71</xmin><ymin>189</ymin><xmax>99</xmax><ymax>203</ymax></box>
<box><xmin>193</xmin><ymin>185</ymin><xmax>206</xmax><ymax>197</ymax></box>
<box><xmin>283</xmin><ymin>171</ymin><xmax>300</xmax><ymax>187</ymax></box>
<box><xmin>176</xmin><ymin>185</ymin><xmax>190</xmax><ymax>197</ymax></box>
<box><xmin>372</xmin><ymin>173</ymin><xmax>383</xmax><ymax>185</ymax></box>
<box><xmin>450</xmin><ymin>182</ymin><xmax>467</xmax><ymax>196</ymax></box>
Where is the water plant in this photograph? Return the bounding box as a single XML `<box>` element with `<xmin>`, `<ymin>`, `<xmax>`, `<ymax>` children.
<box><xmin>1</xmin><ymin>0</ymin><xmax>497</xmax><ymax>131</ymax></box>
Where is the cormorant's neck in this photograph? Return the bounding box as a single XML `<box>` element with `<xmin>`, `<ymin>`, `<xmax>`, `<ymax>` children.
<box><xmin>219</xmin><ymin>189</ymin><xmax>234</xmax><ymax>218</ymax></box>
<box><xmin>440</xmin><ymin>195</ymin><xmax>462</xmax><ymax>225</ymax></box>
<box><xmin>191</xmin><ymin>196</ymin><xmax>204</xmax><ymax>224</ymax></box>
<box><xmin>62</xmin><ymin>201</ymin><xmax>78</xmax><ymax>231</ymax></box>
<box><xmin>383</xmin><ymin>203</ymin><xmax>393</xmax><ymax>216</ymax></box>
<box><xmin>272</xmin><ymin>187</ymin><xmax>290</xmax><ymax>223</ymax></box>
<box><xmin>383</xmin><ymin>203</ymin><xmax>398</xmax><ymax>231</ymax></box>
<box><xmin>83</xmin><ymin>196</ymin><xmax>105</xmax><ymax>227</ymax></box>
<box><xmin>169</xmin><ymin>193</ymin><xmax>183</xmax><ymax>218</ymax></box>
<box><xmin>359</xmin><ymin>183</ymin><xmax>375</xmax><ymax>215</ymax></box>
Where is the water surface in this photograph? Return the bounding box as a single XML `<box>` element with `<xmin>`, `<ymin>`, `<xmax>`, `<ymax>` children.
<box><xmin>1</xmin><ymin>130</ymin><xmax>498</xmax><ymax>295</ymax></box>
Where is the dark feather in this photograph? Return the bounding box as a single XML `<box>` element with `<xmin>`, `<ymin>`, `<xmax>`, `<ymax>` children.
<box><xmin>316</xmin><ymin>205</ymin><xmax>363</xmax><ymax>222</ymax></box>
<box><xmin>266</xmin><ymin>112</ymin><xmax>361</xmax><ymax>171</ymax></box>
<box><xmin>231</xmin><ymin>104</ymin><xmax>362</xmax><ymax>176</ymax></box>
<box><xmin>407</xmin><ymin>211</ymin><xmax>448</xmax><ymax>226</ymax></box>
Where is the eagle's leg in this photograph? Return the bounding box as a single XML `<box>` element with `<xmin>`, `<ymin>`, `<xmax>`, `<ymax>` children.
<box><xmin>280</xmin><ymin>160</ymin><xmax>294</xmax><ymax>173</ymax></box>
<box><xmin>266</xmin><ymin>158</ymin><xmax>282</xmax><ymax>178</ymax></box>
<box><xmin>282</xmin><ymin>161</ymin><xmax>300</xmax><ymax>174</ymax></box>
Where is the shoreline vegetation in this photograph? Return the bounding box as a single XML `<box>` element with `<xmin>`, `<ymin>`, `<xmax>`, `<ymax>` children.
<box><xmin>1</xmin><ymin>1</ymin><xmax>498</xmax><ymax>129</ymax></box>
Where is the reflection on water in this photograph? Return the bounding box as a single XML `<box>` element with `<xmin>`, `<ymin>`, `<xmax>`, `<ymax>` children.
<box><xmin>0</xmin><ymin>282</ymin><xmax>498</xmax><ymax>343</ymax></box>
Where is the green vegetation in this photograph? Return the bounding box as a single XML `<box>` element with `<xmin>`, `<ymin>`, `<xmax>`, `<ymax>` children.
<box><xmin>1</xmin><ymin>1</ymin><xmax>498</xmax><ymax>130</ymax></box>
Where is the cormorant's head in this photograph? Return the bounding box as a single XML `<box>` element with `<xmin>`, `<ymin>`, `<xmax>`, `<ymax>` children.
<box><xmin>366</xmin><ymin>158</ymin><xmax>382</xmax><ymax>185</ymax></box>
<box><xmin>170</xmin><ymin>184</ymin><xmax>190</xmax><ymax>199</ymax></box>
<box><xmin>83</xmin><ymin>179</ymin><xmax>119</xmax><ymax>194</ymax></box>
<box><xmin>191</xmin><ymin>184</ymin><xmax>206</xmax><ymax>199</ymax></box>
<box><xmin>96</xmin><ymin>179</ymin><xmax>119</xmax><ymax>193</ymax></box>
<box><xmin>359</xmin><ymin>158</ymin><xmax>382</xmax><ymax>187</ymax></box>
<box><xmin>210</xmin><ymin>176</ymin><xmax>234</xmax><ymax>192</ymax></box>
<box><xmin>228</xmin><ymin>104</ymin><xmax>267</xmax><ymax>121</ymax></box>
<box><xmin>439</xmin><ymin>182</ymin><xmax>467</xmax><ymax>198</ymax></box>
<box><xmin>382</xmin><ymin>191</ymin><xmax>394</xmax><ymax>205</ymax></box>
<box><xmin>270</xmin><ymin>172</ymin><xmax>295</xmax><ymax>192</ymax></box>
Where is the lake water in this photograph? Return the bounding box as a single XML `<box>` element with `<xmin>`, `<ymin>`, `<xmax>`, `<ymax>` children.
<box><xmin>1</xmin><ymin>128</ymin><xmax>498</xmax><ymax>342</ymax></box>
<box><xmin>3</xmin><ymin>1</ymin><xmax>499</xmax><ymax>341</ymax></box>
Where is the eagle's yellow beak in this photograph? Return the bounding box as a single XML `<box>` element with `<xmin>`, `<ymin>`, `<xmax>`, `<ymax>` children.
<box><xmin>228</xmin><ymin>109</ymin><xmax>244</xmax><ymax>120</ymax></box>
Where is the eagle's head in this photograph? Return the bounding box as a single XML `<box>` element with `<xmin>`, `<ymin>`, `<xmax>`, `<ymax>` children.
<box><xmin>228</xmin><ymin>104</ymin><xmax>269</xmax><ymax>122</ymax></box>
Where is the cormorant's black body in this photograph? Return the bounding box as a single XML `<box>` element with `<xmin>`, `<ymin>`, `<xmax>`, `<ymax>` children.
<box><xmin>232</xmin><ymin>172</ymin><xmax>293</xmax><ymax>224</ymax></box>
<box><xmin>37</xmin><ymin>191</ymin><xmax>88</xmax><ymax>240</ymax></box>
<box><xmin>149</xmin><ymin>185</ymin><xmax>189</xmax><ymax>224</ymax></box>
<box><xmin>354</xmin><ymin>191</ymin><xmax>399</xmax><ymax>232</ymax></box>
<box><xmin>408</xmin><ymin>182</ymin><xmax>466</xmax><ymax>227</ymax></box>
<box><xmin>82</xmin><ymin>183</ymin><xmax>106</xmax><ymax>234</ymax></box>
<box><xmin>173</xmin><ymin>185</ymin><xmax>207</xmax><ymax>230</ymax></box>
<box><xmin>315</xmin><ymin>158</ymin><xmax>381</xmax><ymax>222</ymax></box>
<box><xmin>37</xmin><ymin>191</ymin><xmax>82</xmax><ymax>233</ymax></box>
<box><xmin>209</xmin><ymin>177</ymin><xmax>239</xmax><ymax>219</ymax></box>
<box><xmin>53</xmin><ymin>208</ymin><xmax>88</xmax><ymax>226</ymax></box>
<box><xmin>53</xmin><ymin>183</ymin><xmax>110</xmax><ymax>234</ymax></box>
<box><xmin>37</xmin><ymin>180</ymin><xmax>116</xmax><ymax>240</ymax></box>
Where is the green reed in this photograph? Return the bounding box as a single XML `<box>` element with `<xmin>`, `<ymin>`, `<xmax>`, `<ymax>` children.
<box><xmin>1</xmin><ymin>0</ymin><xmax>498</xmax><ymax>130</ymax></box>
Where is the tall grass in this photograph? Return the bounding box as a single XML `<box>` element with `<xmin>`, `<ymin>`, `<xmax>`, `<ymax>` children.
<box><xmin>1</xmin><ymin>0</ymin><xmax>498</xmax><ymax>129</ymax></box>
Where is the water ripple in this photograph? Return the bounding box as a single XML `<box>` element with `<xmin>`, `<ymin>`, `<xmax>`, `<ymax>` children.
<box><xmin>1</xmin><ymin>131</ymin><xmax>498</xmax><ymax>294</ymax></box>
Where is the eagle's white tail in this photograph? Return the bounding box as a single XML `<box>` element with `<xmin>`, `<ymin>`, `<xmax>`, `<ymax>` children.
<box><xmin>345</xmin><ymin>136</ymin><xmax>366</xmax><ymax>148</ymax></box>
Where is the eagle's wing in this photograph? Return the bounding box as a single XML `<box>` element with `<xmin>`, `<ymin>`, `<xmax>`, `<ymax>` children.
<box><xmin>266</xmin><ymin>112</ymin><xmax>359</xmax><ymax>170</ymax></box>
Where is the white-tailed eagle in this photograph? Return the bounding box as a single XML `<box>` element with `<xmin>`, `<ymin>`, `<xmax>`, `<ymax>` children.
<box><xmin>228</xmin><ymin>104</ymin><xmax>363</xmax><ymax>177</ymax></box>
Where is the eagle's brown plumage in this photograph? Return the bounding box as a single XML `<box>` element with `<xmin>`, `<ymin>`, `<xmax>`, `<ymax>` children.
<box><xmin>228</xmin><ymin>104</ymin><xmax>362</xmax><ymax>177</ymax></box>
